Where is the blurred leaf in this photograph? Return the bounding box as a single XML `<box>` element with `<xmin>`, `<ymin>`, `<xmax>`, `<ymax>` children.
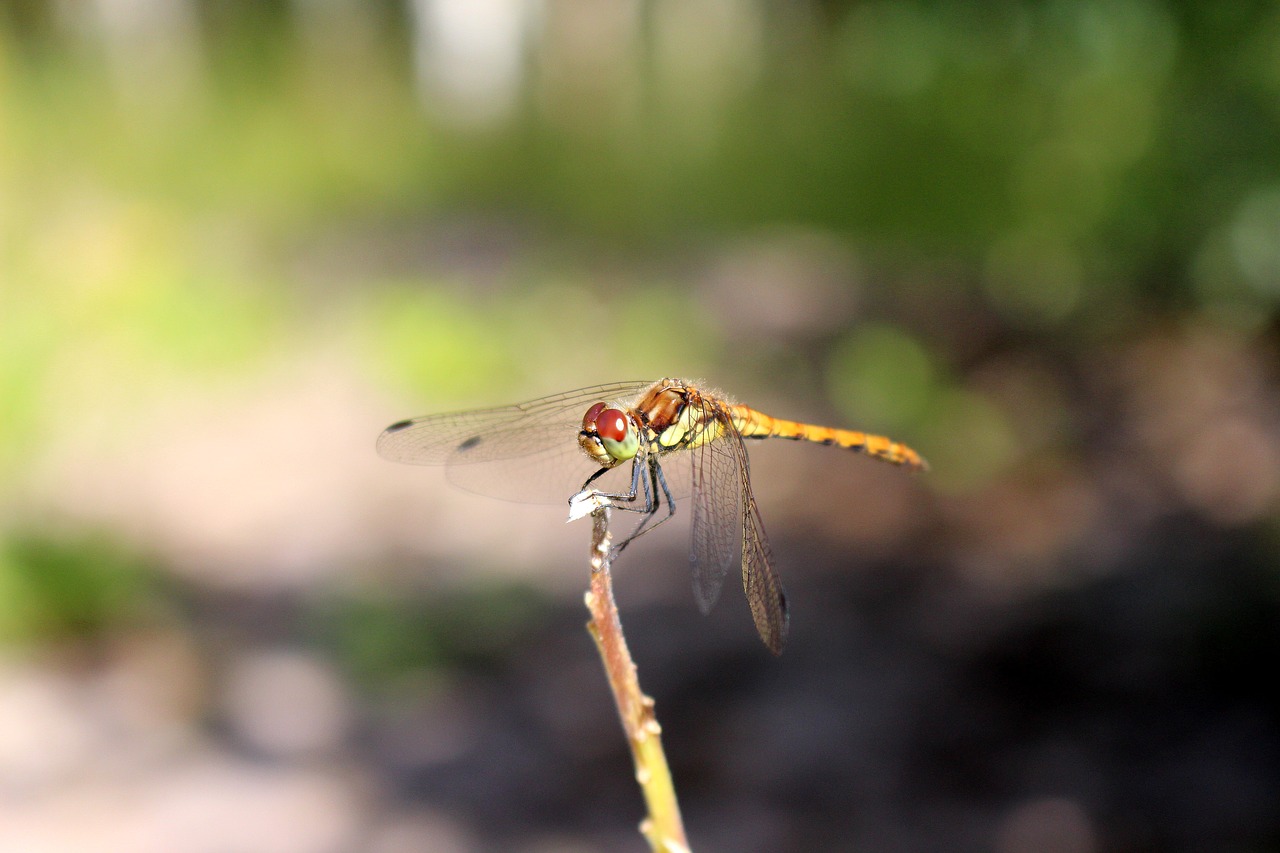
<box><xmin>826</xmin><ymin>324</ymin><xmax>937</xmax><ymax>432</ymax></box>
<box><xmin>0</xmin><ymin>532</ymin><xmax>157</xmax><ymax>641</ymax></box>
<box><xmin>917</xmin><ymin>386</ymin><xmax>1021</xmax><ymax>492</ymax></box>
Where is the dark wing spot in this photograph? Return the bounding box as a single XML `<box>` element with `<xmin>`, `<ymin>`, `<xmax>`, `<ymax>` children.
<box><xmin>385</xmin><ymin>419</ymin><xmax>414</xmax><ymax>433</ymax></box>
<box><xmin>457</xmin><ymin>435</ymin><xmax>483</xmax><ymax>452</ymax></box>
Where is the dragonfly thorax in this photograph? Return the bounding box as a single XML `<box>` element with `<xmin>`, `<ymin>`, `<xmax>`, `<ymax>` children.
<box><xmin>579</xmin><ymin>402</ymin><xmax>641</xmax><ymax>467</ymax></box>
<box><xmin>637</xmin><ymin>384</ymin><xmax>714</xmax><ymax>452</ymax></box>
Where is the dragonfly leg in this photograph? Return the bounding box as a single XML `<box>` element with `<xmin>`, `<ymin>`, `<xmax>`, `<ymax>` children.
<box><xmin>579</xmin><ymin>445</ymin><xmax>651</xmax><ymax>506</ymax></box>
<box><xmin>613</xmin><ymin>457</ymin><xmax>678</xmax><ymax>557</ymax></box>
<box><xmin>573</xmin><ymin>447</ymin><xmax>677</xmax><ymax>557</ymax></box>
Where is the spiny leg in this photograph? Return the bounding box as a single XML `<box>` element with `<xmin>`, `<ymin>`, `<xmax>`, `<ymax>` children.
<box><xmin>572</xmin><ymin>451</ymin><xmax>653</xmax><ymax>535</ymax></box>
<box><xmin>614</xmin><ymin>457</ymin><xmax>678</xmax><ymax>557</ymax></box>
<box><xmin>573</xmin><ymin>448</ymin><xmax>677</xmax><ymax>557</ymax></box>
<box><xmin>579</xmin><ymin>446</ymin><xmax>650</xmax><ymax>506</ymax></box>
<box><xmin>614</xmin><ymin>459</ymin><xmax>657</xmax><ymax>554</ymax></box>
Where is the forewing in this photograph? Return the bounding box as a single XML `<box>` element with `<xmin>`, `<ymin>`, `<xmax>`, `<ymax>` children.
<box><xmin>377</xmin><ymin>382</ymin><xmax>652</xmax><ymax>504</ymax></box>
<box><xmin>689</xmin><ymin>406</ymin><xmax>742</xmax><ymax>615</ymax></box>
<box><xmin>376</xmin><ymin>382</ymin><xmax>651</xmax><ymax>465</ymax></box>
<box><xmin>445</xmin><ymin>439</ymin><xmax>632</xmax><ymax>504</ymax></box>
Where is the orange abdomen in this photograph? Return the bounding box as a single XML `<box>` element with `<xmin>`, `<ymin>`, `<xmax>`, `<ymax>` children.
<box><xmin>729</xmin><ymin>406</ymin><xmax>928</xmax><ymax>472</ymax></box>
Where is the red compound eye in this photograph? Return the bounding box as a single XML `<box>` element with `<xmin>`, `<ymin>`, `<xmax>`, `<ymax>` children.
<box><xmin>582</xmin><ymin>402</ymin><xmax>606</xmax><ymax>430</ymax></box>
<box><xmin>596</xmin><ymin>408</ymin><xmax>629</xmax><ymax>442</ymax></box>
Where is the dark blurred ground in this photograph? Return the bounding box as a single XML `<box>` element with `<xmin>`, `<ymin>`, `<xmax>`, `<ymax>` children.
<box><xmin>2</xmin><ymin>2</ymin><xmax>1279</xmax><ymax>852</ymax></box>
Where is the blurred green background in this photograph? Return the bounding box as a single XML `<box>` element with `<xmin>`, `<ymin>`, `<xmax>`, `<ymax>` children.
<box><xmin>2</xmin><ymin>2</ymin><xmax>1278</xmax><ymax>851</ymax></box>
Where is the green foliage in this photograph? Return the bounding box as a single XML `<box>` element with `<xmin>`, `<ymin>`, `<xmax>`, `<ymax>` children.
<box><xmin>0</xmin><ymin>532</ymin><xmax>157</xmax><ymax>641</ymax></box>
<box><xmin>2</xmin><ymin>0</ymin><xmax>1276</xmax><ymax>297</ymax></box>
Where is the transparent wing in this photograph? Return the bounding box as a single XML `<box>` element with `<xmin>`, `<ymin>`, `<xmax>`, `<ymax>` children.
<box><xmin>689</xmin><ymin>403</ymin><xmax>742</xmax><ymax>616</ymax></box>
<box><xmin>376</xmin><ymin>382</ymin><xmax>652</xmax><ymax>464</ymax></box>
<box><xmin>740</xmin><ymin>465</ymin><xmax>789</xmax><ymax>655</ymax></box>
<box><xmin>446</xmin><ymin>439</ymin><xmax>633</xmax><ymax>505</ymax></box>
<box><xmin>719</xmin><ymin>409</ymin><xmax>790</xmax><ymax>654</ymax></box>
<box><xmin>377</xmin><ymin>382</ymin><xmax>653</xmax><ymax>504</ymax></box>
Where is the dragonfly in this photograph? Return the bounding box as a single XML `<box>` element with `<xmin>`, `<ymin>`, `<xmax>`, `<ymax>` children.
<box><xmin>377</xmin><ymin>378</ymin><xmax>926</xmax><ymax>654</ymax></box>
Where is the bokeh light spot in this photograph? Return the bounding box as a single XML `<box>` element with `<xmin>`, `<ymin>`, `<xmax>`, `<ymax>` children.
<box><xmin>826</xmin><ymin>324</ymin><xmax>935</xmax><ymax>432</ymax></box>
<box><xmin>1230</xmin><ymin>187</ymin><xmax>1280</xmax><ymax>298</ymax></box>
<box><xmin>918</xmin><ymin>386</ymin><xmax>1020</xmax><ymax>492</ymax></box>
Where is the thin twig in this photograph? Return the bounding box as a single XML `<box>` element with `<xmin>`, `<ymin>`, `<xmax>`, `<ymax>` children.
<box><xmin>584</xmin><ymin>506</ymin><xmax>690</xmax><ymax>853</ymax></box>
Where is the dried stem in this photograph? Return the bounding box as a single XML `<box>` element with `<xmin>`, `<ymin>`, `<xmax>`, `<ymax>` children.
<box><xmin>584</xmin><ymin>507</ymin><xmax>690</xmax><ymax>853</ymax></box>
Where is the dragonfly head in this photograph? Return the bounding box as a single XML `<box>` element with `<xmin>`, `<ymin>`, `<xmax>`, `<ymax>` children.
<box><xmin>579</xmin><ymin>402</ymin><xmax>640</xmax><ymax>467</ymax></box>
